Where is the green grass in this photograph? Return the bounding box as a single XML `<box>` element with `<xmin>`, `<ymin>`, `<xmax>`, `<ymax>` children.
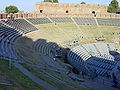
<box><xmin>21</xmin><ymin>63</ymin><xmax>72</xmax><ymax>89</ymax></box>
<box><xmin>0</xmin><ymin>59</ymin><xmax>46</xmax><ymax>90</ymax></box>
<box><xmin>35</xmin><ymin>23</ymin><xmax>119</xmax><ymax>45</ymax></box>
<box><xmin>21</xmin><ymin>63</ymin><xmax>93</xmax><ymax>90</ymax></box>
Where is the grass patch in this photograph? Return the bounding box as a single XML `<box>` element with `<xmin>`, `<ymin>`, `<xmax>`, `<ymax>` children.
<box><xmin>0</xmin><ymin>59</ymin><xmax>46</xmax><ymax>90</ymax></box>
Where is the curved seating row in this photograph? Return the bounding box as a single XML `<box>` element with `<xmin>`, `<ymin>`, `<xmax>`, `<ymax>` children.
<box><xmin>82</xmin><ymin>43</ymin><xmax>115</xmax><ymax>60</ymax></box>
<box><xmin>67</xmin><ymin>43</ymin><xmax>120</xmax><ymax>76</ymax></box>
<box><xmin>24</xmin><ymin>17</ymin><xmax>120</xmax><ymax>27</ymax></box>
<box><xmin>32</xmin><ymin>40</ymin><xmax>59</xmax><ymax>58</ymax></box>
<box><xmin>93</xmin><ymin>43</ymin><xmax>109</xmax><ymax>55</ymax></box>
<box><xmin>82</xmin><ymin>43</ymin><xmax>100</xmax><ymax>56</ymax></box>
<box><xmin>32</xmin><ymin>40</ymin><xmax>67</xmax><ymax>71</ymax></box>
<box><xmin>87</xmin><ymin>58</ymin><xmax>115</xmax><ymax>70</ymax></box>
<box><xmin>27</xmin><ymin>18</ymin><xmax>52</xmax><ymax>25</ymax></box>
<box><xmin>73</xmin><ymin>17</ymin><xmax>97</xmax><ymax>26</ymax></box>
<box><xmin>71</xmin><ymin>45</ymin><xmax>91</xmax><ymax>61</ymax></box>
<box><xmin>50</xmin><ymin>17</ymin><xmax>73</xmax><ymax>23</ymax></box>
<box><xmin>97</xmin><ymin>18</ymin><xmax>120</xmax><ymax>26</ymax></box>
<box><xmin>1</xmin><ymin>19</ymin><xmax>38</xmax><ymax>34</ymax></box>
<box><xmin>0</xmin><ymin>22</ymin><xmax>22</xmax><ymax>61</ymax></box>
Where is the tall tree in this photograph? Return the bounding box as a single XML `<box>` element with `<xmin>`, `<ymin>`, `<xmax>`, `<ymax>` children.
<box><xmin>107</xmin><ymin>0</ymin><xmax>120</xmax><ymax>13</ymax></box>
<box><xmin>5</xmin><ymin>5</ymin><xmax>19</xmax><ymax>13</ymax></box>
<box><xmin>53</xmin><ymin>0</ymin><xmax>59</xmax><ymax>3</ymax></box>
<box><xmin>80</xmin><ymin>2</ymin><xmax>86</xmax><ymax>4</ymax></box>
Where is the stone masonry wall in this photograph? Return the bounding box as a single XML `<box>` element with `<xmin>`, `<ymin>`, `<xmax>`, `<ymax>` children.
<box><xmin>0</xmin><ymin>2</ymin><xmax>120</xmax><ymax>19</ymax></box>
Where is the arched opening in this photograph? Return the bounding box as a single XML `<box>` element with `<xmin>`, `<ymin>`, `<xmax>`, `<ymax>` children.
<box><xmin>21</xmin><ymin>14</ymin><xmax>23</xmax><ymax>18</ymax></box>
<box><xmin>40</xmin><ymin>10</ymin><xmax>43</xmax><ymax>13</ymax></box>
<box><xmin>16</xmin><ymin>14</ymin><xmax>18</xmax><ymax>18</ymax></box>
<box><xmin>116</xmin><ymin>12</ymin><xmax>120</xmax><ymax>14</ymax></box>
<box><xmin>1</xmin><ymin>14</ymin><xmax>3</xmax><ymax>19</ymax></box>
<box><xmin>92</xmin><ymin>11</ymin><xmax>95</xmax><ymax>14</ymax></box>
<box><xmin>66</xmin><ymin>10</ymin><xmax>68</xmax><ymax>13</ymax></box>
<box><xmin>92</xmin><ymin>11</ymin><xmax>96</xmax><ymax>17</ymax></box>
<box><xmin>94</xmin><ymin>14</ymin><xmax>96</xmax><ymax>17</ymax></box>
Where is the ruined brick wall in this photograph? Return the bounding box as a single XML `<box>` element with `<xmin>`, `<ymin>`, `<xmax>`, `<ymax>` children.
<box><xmin>34</xmin><ymin>2</ymin><xmax>108</xmax><ymax>15</ymax></box>
<box><xmin>0</xmin><ymin>2</ymin><xmax>120</xmax><ymax>19</ymax></box>
<box><xmin>0</xmin><ymin>12</ymin><xmax>120</xmax><ymax>19</ymax></box>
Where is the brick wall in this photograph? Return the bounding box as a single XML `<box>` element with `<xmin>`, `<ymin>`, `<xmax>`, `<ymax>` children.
<box><xmin>35</xmin><ymin>2</ymin><xmax>108</xmax><ymax>15</ymax></box>
<box><xmin>0</xmin><ymin>2</ymin><xmax>120</xmax><ymax>19</ymax></box>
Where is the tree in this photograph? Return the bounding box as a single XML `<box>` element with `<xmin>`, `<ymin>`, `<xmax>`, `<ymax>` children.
<box><xmin>53</xmin><ymin>0</ymin><xmax>59</xmax><ymax>3</ymax></box>
<box><xmin>107</xmin><ymin>0</ymin><xmax>120</xmax><ymax>13</ymax></box>
<box><xmin>80</xmin><ymin>2</ymin><xmax>86</xmax><ymax>4</ymax></box>
<box><xmin>44</xmin><ymin>0</ymin><xmax>52</xmax><ymax>2</ymax></box>
<box><xmin>5</xmin><ymin>5</ymin><xmax>19</xmax><ymax>13</ymax></box>
<box><xmin>116</xmin><ymin>7</ymin><xmax>120</xmax><ymax>13</ymax></box>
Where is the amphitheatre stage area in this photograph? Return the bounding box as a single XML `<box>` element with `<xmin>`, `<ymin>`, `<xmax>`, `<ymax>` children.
<box><xmin>0</xmin><ymin>0</ymin><xmax>120</xmax><ymax>90</ymax></box>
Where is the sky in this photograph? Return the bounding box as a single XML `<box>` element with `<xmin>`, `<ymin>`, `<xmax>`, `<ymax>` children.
<box><xmin>0</xmin><ymin>0</ymin><xmax>120</xmax><ymax>12</ymax></box>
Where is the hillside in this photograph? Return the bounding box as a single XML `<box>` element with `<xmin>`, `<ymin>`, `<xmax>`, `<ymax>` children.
<box><xmin>0</xmin><ymin>59</ymin><xmax>45</xmax><ymax>90</ymax></box>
